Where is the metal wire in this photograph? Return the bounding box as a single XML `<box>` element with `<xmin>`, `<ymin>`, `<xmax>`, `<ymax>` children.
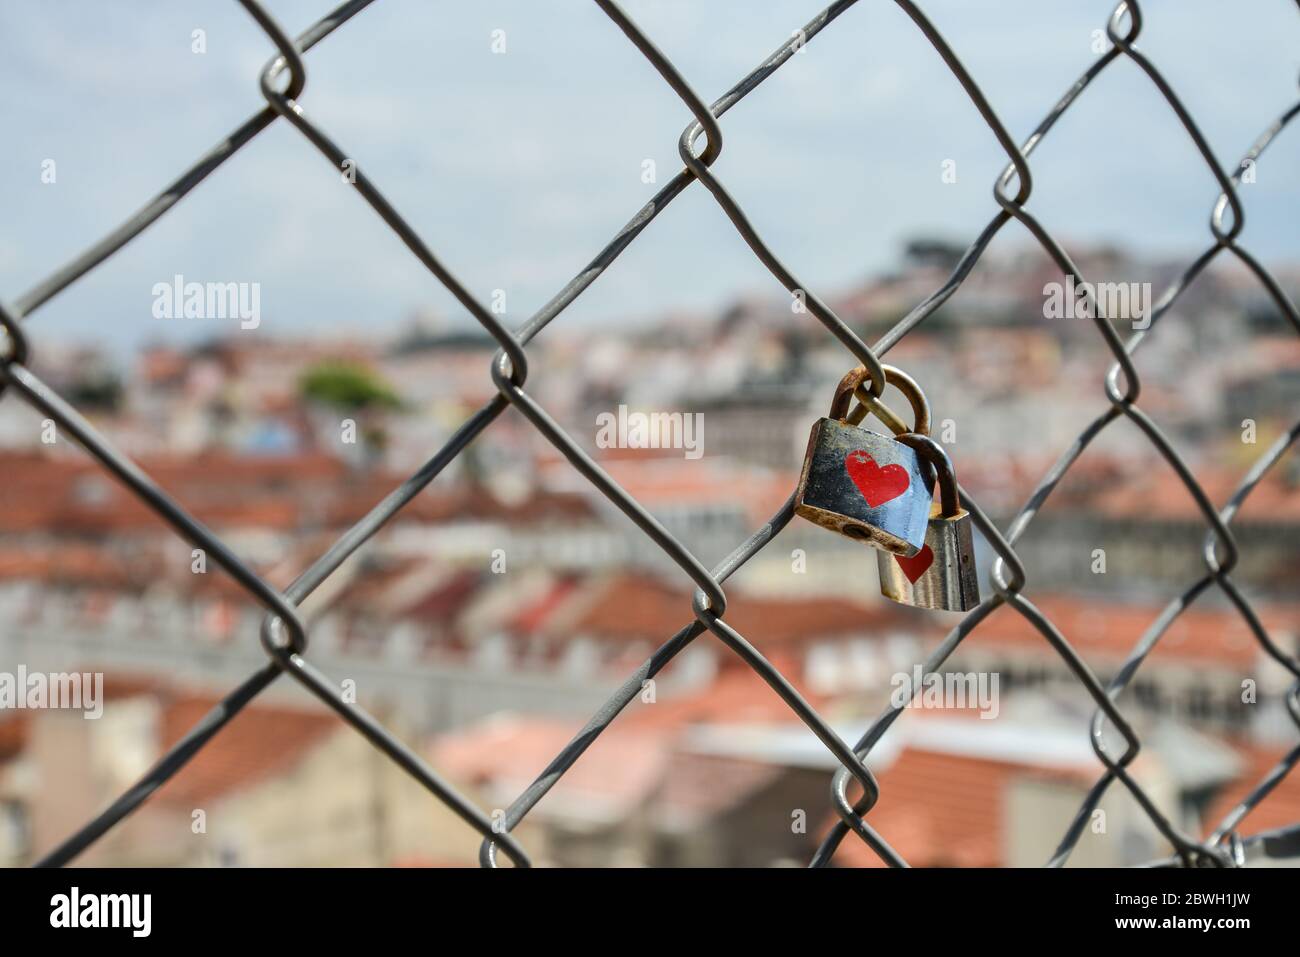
<box><xmin>0</xmin><ymin>0</ymin><xmax>1296</xmax><ymax>869</ymax></box>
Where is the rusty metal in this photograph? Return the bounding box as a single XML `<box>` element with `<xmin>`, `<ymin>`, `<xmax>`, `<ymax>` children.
<box><xmin>877</xmin><ymin>434</ymin><xmax>980</xmax><ymax>612</ymax></box>
<box><xmin>796</xmin><ymin>364</ymin><xmax>935</xmax><ymax>554</ymax></box>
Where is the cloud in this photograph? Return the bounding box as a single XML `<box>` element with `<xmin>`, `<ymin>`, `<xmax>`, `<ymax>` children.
<box><xmin>2</xmin><ymin>0</ymin><xmax>1297</xmax><ymax>348</ymax></box>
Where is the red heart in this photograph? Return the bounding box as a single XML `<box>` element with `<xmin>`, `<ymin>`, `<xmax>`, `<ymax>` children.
<box><xmin>895</xmin><ymin>545</ymin><xmax>934</xmax><ymax>583</ymax></box>
<box><xmin>844</xmin><ymin>450</ymin><xmax>910</xmax><ymax>507</ymax></box>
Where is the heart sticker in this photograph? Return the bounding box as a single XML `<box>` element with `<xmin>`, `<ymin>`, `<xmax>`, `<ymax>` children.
<box><xmin>844</xmin><ymin>450</ymin><xmax>910</xmax><ymax>508</ymax></box>
<box><xmin>895</xmin><ymin>545</ymin><xmax>934</xmax><ymax>583</ymax></box>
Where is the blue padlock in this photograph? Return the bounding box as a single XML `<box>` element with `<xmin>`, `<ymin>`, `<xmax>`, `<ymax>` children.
<box><xmin>794</xmin><ymin>364</ymin><xmax>935</xmax><ymax>557</ymax></box>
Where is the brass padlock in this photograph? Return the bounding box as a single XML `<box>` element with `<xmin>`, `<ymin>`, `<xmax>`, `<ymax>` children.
<box><xmin>876</xmin><ymin>434</ymin><xmax>980</xmax><ymax>611</ymax></box>
<box><xmin>795</xmin><ymin>364</ymin><xmax>935</xmax><ymax>557</ymax></box>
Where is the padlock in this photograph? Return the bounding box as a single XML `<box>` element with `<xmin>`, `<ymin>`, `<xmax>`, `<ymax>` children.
<box><xmin>794</xmin><ymin>364</ymin><xmax>935</xmax><ymax>557</ymax></box>
<box><xmin>876</xmin><ymin>434</ymin><xmax>980</xmax><ymax>611</ymax></box>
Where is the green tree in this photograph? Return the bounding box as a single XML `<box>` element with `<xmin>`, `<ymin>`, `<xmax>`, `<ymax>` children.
<box><xmin>299</xmin><ymin>362</ymin><xmax>401</xmax><ymax>412</ymax></box>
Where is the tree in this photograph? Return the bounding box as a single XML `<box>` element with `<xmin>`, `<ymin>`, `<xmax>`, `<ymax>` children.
<box><xmin>298</xmin><ymin>362</ymin><xmax>401</xmax><ymax>412</ymax></box>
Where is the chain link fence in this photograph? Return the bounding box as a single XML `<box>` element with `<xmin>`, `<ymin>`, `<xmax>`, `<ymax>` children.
<box><xmin>2</xmin><ymin>0</ymin><xmax>1298</xmax><ymax>869</ymax></box>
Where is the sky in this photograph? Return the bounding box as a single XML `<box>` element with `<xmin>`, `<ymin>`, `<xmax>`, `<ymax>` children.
<box><xmin>1</xmin><ymin>0</ymin><xmax>1297</xmax><ymax>353</ymax></box>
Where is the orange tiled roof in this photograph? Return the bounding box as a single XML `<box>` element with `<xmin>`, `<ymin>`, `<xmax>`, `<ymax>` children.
<box><xmin>0</xmin><ymin>716</ymin><xmax>27</xmax><ymax>764</ymax></box>
<box><xmin>827</xmin><ymin>749</ymin><xmax>1090</xmax><ymax>868</ymax></box>
<box><xmin>0</xmin><ymin>545</ymin><xmax>151</xmax><ymax>589</ymax></box>
<box><xmin>558</xmin><ymin>457</ymin><xmax>796</xmax><ymax>527</ymax></box>
<box><xmin>958</xmin><ymin>597</ymin><xmax>1293</xmax><ymax>668</ymax></box>
<box><xmin>0</xmin><ymin>450</ymin><xmax>342</xmax><ymax>534</ymax></box>
<box><xmin>0</xmin><ymin>677</ymin><xmax>337</xmax><ymax>803</ymax></box>
<box><xmin>1082</xmin><ymin>465</ymin><xmax>1300</xmax><ymax>522</ymax></box>
<box><xmin>431</xmin><ymin>714</ymin><xmax>669</xmax><ymax>808</ymax></box>
<box><xmin>148</xmin><ymin>690</ymin><xmax>339</xmax><ymax>807</ymax></box>
<box><xmin>1203</xmin><ymin>744</ymin><xmax>1300</xmax><ymax>840</ymax></box>
<box><xmin>0</xmin><ymin>450</ymin><xmax>595</xmax><ymax>537</ymax></box>
<box><xmin>536</xmin><ymin>573</ymin><xmax>905</xmax><ymax>647</ymax></box>
<box><xmin>656</xmin><ymin>750</ymin><xmax>783</xmax><ymax>821</ymax></box>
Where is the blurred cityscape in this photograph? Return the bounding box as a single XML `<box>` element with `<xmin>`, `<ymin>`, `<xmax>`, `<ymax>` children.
<box><xmin>2</xmin><ymin>238</ymin><xmax>1298</xmax><ymax>867</ymax></box>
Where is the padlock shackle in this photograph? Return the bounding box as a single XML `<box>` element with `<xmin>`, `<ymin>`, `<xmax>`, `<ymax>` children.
<box><xmin>828</xmin><ymin>364</ymin><xmax>930</xmax><ymax>436</ymax></box>
<box><xmin>895</xmin><ymin>433</ymin><xmax>960</xmax><ymax>518</ymax></box>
